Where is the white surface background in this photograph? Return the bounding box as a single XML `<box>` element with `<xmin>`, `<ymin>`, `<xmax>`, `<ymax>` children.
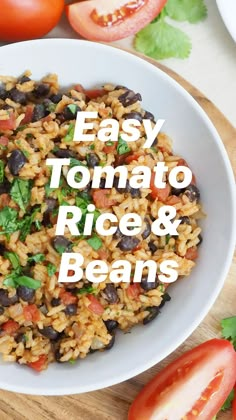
<box><xmin>0</xmin><ymin>0</ymin><xmax>235</xmax><ymax>127</ymax></box>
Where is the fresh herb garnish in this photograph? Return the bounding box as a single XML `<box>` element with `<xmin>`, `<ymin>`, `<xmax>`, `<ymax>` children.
<box><xmin>77</xmin><ymin>285</ymin><xmax>95</xmax><ymax>295</ymax></box>
<box><xmin>0</xmin><ymin>160</ymin><xmax>4</xmax><ymax>183</ymax></box>
<box><xmin>221</xmin><ymin>316</ymin><xmax>236</xmax><ymax>349</ymax></box>
<box><xmin>10</xmin><ymin>179</ymin><xmax>31</xmax><ymax>212</ymax></box>
<box><xmin>89</xmin><ymin>144</ymin><xmax>95</xmax><ymax>150</ymax></box>
<box><xmin>135</xmin><ymin>0</ymin><xmax>207</xmax><ymax>60</ymax></box>
<box><xmin>15</xmin><ymin>124</ymin><xmax>28</xmax><ymax>132</ymax></box>
<box><xmin>87</xmin><ymin>235</ymin><xmax>102</xmax><ymax>250</ymax></box>
<box><xmin>0</xmin><ymin>207</ymin><xmax>19</xmax><ymax>238</ymax></box>
<box><xmin>221</xmin><ymin>389</ymin><xmax>235</xmax><ymax>412</ymax></box>
<box><xmin>64</xmin><ymin>123</ymin><xmax>75</xmax><ymax>143</ymax></box>
<box><xmin>67</xmin><ymin>104</ymin><xmax>78</xmax><ymax>115</ymax></box>
<box><xmin>14</xmin><ymin>275</ymin><xmax>41</xmax><ymax>290</ymax></box>
<box><xmin>105</xmin><ymin>141</ymin><xmax>114</xmax><ymax>146</ymax></box>
<box><xmin>4</xmin><ymin>251</ymin><xmax>20</xmax><ymax>270</ymax></box>
<box><xmin>35</xmin><ymin>220</ymin><xmax>42</xmax><ymax>230</ymax></box>
<box><xmin>19</xmin><ymin>207</ymin><xmax>39</xmax><ymax>241</ymax></box>
<box><xmin>47</xmin><ymin>263</ymin><xmax>57</xmax><ymax>277</ymax></box>
<box><xmin>117</xmin><ymin>136</ymin><xmax>130</xmax><ymax>155</ymax></box>
<box><xmin>28</xmin><ymin>254</ymin><xmax>45</xmax><ymax>263</ymax></box>
<box><xmin>69</xmin><ymin>359</ymin><xmax>76</xmax><ymax>365</ymax></box>
<box><xmin>22</xmin><ymin>149</ymin><xmax>30</xmax><ymax>159</ymax></box>
<box><xmin>166</xmin><ymin>234</ymin><xmax>171</xmax><ymax>244</ymax></box>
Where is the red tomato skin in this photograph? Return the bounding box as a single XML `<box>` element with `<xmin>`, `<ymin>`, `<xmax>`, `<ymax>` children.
<box><xmin>60</xmin><ymin>290</ymin><xmax>77</xmax><ymax>305</ymax></box>
<box><xmin>185</xmin><ymin>246</ymin><xmax>198</xmax><ymax>261</ymax></box>
<box><xmin>0</xmin><ymin>136</ymin><xmax>9</xmax><ymax>146</ymax></box>
<box><xmin>128</xmin><ymin>339</ymin><xmax>236</xmax><ymax>420</ymax></box>
<box><xmin>28</xmin><ymin>355</ymin><xmax>47</xmax><ymax>372</ymax></box>
<box><xmin>127</xmin><ymin>284</ymin><xmax>141</xmax><ymax>300</ymax></box>
<box><xmin>0</xmin><ymin>113</ymin><xmax>16</xmax><ymax>130</ymax></box>
<box><xmin>103</xmin><ymin>143</ymin><xmax>116</xmax><ymax>154</ymax></box>
<box><xmin>87</xmin><ymin>295</ymin><xmax>104</xmax><ymax>315</ymax></box>
<box><xmin>2</xmin><ymin>320</ymin><xmax>20</xmax><ymax>334</ymax></box>
<box><xmin>22</xmin><ymin>105</ymin><xmax>33</xmax><ymax>124</ymax></box>
<box><xmin>150</xmin><ymin>173</ymin><xmax>171</xmax><ymax>202</ymax></box>
<box><xmin>0</xmin><ymin>0</ymin><xmax>64</xmax><ymax>42</ymax></box>
<box><xmin>92</xmin><ymin>189</ymin><xmax>116</xmax><ymax>209</ymax></box>
<box><xmin>66</xmin><ymin>0</ymin><xmax>167</xmax><ymax>42</ymax></box>
<box><xmin>23</xmin><ymin>304</ymin><xmax>40</xmax><ymax>322</ymax></box>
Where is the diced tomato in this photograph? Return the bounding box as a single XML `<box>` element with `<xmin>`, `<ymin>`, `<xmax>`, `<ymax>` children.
<box><xmin>1</xmin><ymin>320</ymin><xmax>20</xmax><ymax>334</ymax></box>
<box><xmin>84</xmin><ymin>89</ymin><xmax>106</xmax><ymax>99</ymax></box>
<box><xmin>28</xmin><ymin>355</ymin><xmax>47</xmax><ymax>372</ymax></box>
<box><xmin>185</xmin><ymin>247</ymin><xmax>198</xmax><ymax>261</ymax></box>
<box><xmin>59</xmin><ymin>289</ymin><xmax>77</xmax><ymax>305</ymax></box>
<box><xmin>0</xmin><ymin>136</ymin><xmax>9</xmax><ymax>146</ymax></box>
<box><xmin>125</xmin><ymin>153</ymin><xmax>142</xmax><ymax>164</ymax></box>
<box><xmin>92</xmin><ymin>189</ymin><xmax>116</xmax><ymax>209</ymax></box>
<box><xmin>159</xmin><ymin>146</ymin><xmax>170</xmax><ymax>155</ymax></box>
<box><xmin>128</xmin><ymin>339</ymin><xmax>236</xmax><ymax>420</ymax></box>
<box><xmin>114</xmin><ymin>151</ymin><xmax>132</xmax><ymax>166</ymax></box>
<box><xmin>87</xmin><ymin>295</ymin><xmax>104</xmax><ymax>315</ymax></box>
<box><xmin>97</xmin><ymin>248</ymin><xmax>109</xmax><ymax>260</ymax></box>
<box><xmin>166</xmin><ymin>195</ymin><xmax>182</xmax><ymax>205</ymax></box>
<box><xmin>127</xmin><ymin>284</ymin><xmax>141</xmax><ymax>300</ymax></box>
<box><xmin>0</xmin><ymin>112</ymin><xmax>16</xmax><ymax>130</ymax></box>
<box><xmin>22</xmin><ymin>105</ymin><xmax>33</xmax><ymax>124</ymax></box>
<box><xmin>133</xmin><ymin>245</ymin><xmax>142</xmax><ymax>252</ymax></box>
<box><xmin>150</xmin><ymin>173</ymin><xmax>171</xmax><ymax>202</ymax></box>
<box><xmin>23</xmin><ymin>304</ymin><xmax>40</xmax><ymax>322</ymax></box>
<box><xmin>177</xmin><ymin>158</ymin><xmax>196</xmax><ymax>185</ymax></box>
<box><xmin>103</xmin><ymin>142</ymin><xmax>116</xmax><ymax>153</ymax></box>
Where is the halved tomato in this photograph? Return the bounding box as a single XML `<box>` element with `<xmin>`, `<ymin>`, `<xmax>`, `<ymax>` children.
<box><xmin>128</xmin><ymin>339</ymin><xmax>236</xmax><ymax>420</ymax></box>
<box><xmin>66</xmin><ymin>0</ymin><xmax>167</xmax><ymax>42</ymax></box>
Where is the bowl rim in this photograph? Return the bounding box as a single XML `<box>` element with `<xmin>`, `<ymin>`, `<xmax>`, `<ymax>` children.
<box><xmin>0</xmin><ymin>38</ymin><xmax>235</xmax><ymax>395</ymax></box>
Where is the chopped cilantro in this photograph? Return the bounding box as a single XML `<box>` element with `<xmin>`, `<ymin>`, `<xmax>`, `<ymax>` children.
<box><xmin>87</xmin><ymin>235</ymin><xmax>102</xmax><ymax>250</ymax></box>
<box><xmin>77</xmin><ymin>285</ymin><xmax>95</xmax><ymax>295</ymax></box>
<box><xmin>64</xmin><ymin>123</ymin><xmax>75</xmax><ymax>143</ymax></box>
<box><xmin>28</xmin><ymin>254</ymin><xmax>45</xmax><ymax>263</ymax></box>
<box><xmin>221</xmin><ymin>316</ymin><xmax>236</xmax><ymax>349</ymax></box>
<box><xmin>47</xmin><ymin>263</ymin><xmax>57</xmax><ymax>277</ymax></box>
<box><xmin>89</xmin><ymin>144</ymin><xmax>95</xmax><ymax>150</ymax></box>
<box><xmin>166</xmin><ymin>234</ymin><xmax>171</xmax><ymax>244</ymax></box>
<box><xmin>10</xmin><ymin>179</ymin><xmax>31</xmax><ymax>212</ymax></box>
<box><xmin>0</xmin><ymin>207</ymin><xmax>19</xmax><ymax>238</ymax></box>
<box><xmin>4</xmin><ymin>251</ymin><xmax>20</xmax><ymax>270</ymax></box>
<box><xmin>0</xmin><ymin>160</ymin><xmax>4</xmax><ymax>183</ymax></box>
<box><xmin>117</xmin><ymin>136</ymin><xmax>130</xmax><ymax>155</ymax></box>
<box><xmin>67</xmin><ymin>104</ymin><xmax>78</xmax><ymax>115</ymax></box>
<box><xmin>19</xmin><ymin>207</ymin><xmax>39</xmax><ymax>241</ymax></box>
<box><xmin>22</xmin><ymin>149</ymin><xmax>30</xmax><ymax>159</ymax></box>
<box><xmin>35</xmin><ymin>220</ymin><xmax>42</xmax><ymax>230</ymax></box>
<box><xmin>69</xmin><ymin>359</ymin><xmax>76</xmax><ymax>365</ymax></box>
<box><xmin>105</xmin><ymin>141</ymin><xmax>114</xmax><ymax>146</ymax></box>
<box><xmin>150</xmin><ymin>146</ymin><xmax>157</xmax><ymax>153</ymax></box>
<box><xmin>15</xmin><ymin>124</ymin><xmax>28</xmax><ymax>132</ymax></box>
<box><xmin>14</xmin><ymin>275</ymin><xmax>41</xmax><ymax>290</ymax></box>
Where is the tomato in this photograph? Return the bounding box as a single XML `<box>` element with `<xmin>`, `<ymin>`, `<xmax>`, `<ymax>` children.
<box><xmin>22</xmin><ymin>105</ymin><xmax>33</xmax><ymax>125</ymax></box>
<box><xmin>92</xmin><ymin>189</ymin><xmax>116</xmax><ymax>209</ymax></box>
<box><xmin>103</xmin><ymin>142</ymin><xmax>116</xmax><ymax>154</ymax></box>
<box><xmin>185</xmin><ymin>246</ymin><xmax>198</xmax><ymax>261</ymax></box>
<box><xmin>150</xmin><ymin>173</ymin><xmax>171</xmax><ymax>202</ymax></box>
<box><xmin>84</xmin><ymin>89</ymin><xmax>106</xmax><ymax>99</ymax></box>
<box><xmin>66</xmin><ymin>0</ymin><xmax>167</xmax><ymax>42</ymax></box>
<box><xmin>87</xmin><ymin>295</ymin><xmax>104</xmax><ymax>315</ymax></box>
<box><xmin>0</xmin><ymin>136</ymin><xmax>9</xmax><ymax>146</ymax></box>
<box><xmin>125</xmin><ymin>153</ymin><xmax>143</xmax><ymax>164</ymax></box>
<box><xmin>127</xmin><ymin>284</ymin><xmax>141</xmax><ymax>300</ymax></box>
<box><xmin>28</xmin><ymin>355</ymin><xmax>47</xmax><ymax>372</ymax></box>
<box><xmin>129</xmin><ymin>339</ymin><xmax>236</xmax><ymax>420</ymax></box>
<box><xmin>177</xmin><ymin>158</ymin><xmax>196</xmax><ymax>185</ymax></box>
<box><xmin>166</xmin><ymin>195</ymin><xmax>182</xmax><ymax>205</ymax></box>
<box><xmin>23</xmin><ymin>304</ymin><xmax>40</xmax><ymax>322</ymax></box>
<box><xmin>0</xmin><ymin>113</ymin><xmax>16</xmax><ymax>131</ymax></box>
<box><xmin>0</xmin><ymin>0</ymin><xmax>64</xmax><ymax>42</ymax></box>
<box><xmin>60</xmin><ymin>290</ymin><xmax>77</xmax><ymax>305</ymax></box>
<box><xmin>1</xmin><ymin>320</ymin><xmax>20</xmax><ymax>334</ymax></box>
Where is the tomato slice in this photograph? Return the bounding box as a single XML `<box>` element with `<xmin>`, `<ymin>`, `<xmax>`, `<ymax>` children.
<box><xmin>0</xmin><ymin>112</ymin><xmax>16</xmax><ymax>130</ymax></box>
<box><xmin>23</xmin><ymin>304</ymin><xmax>40</xmax><ymax>322</ymax></box>
<box><xmin>129</xmin><ymin>339</ymin><xmax>236</xmax><ymax>420</ymax></box>
<box><xmin>92</xmin><ymin>189</ymin><xmax>116</xmax><ymax>208</ymax></box>
<box><xmin>66</xmin><ymin>0</ymin><xmax>167</xmax><ymax>42</ymax></box>
<box><xmin>127</xmin><ymin>284</ymin><xmax>141</xmax><ymax>300</ymax></box>
<box><xmin>28</xmin><ymin>355</ymin><xmax>47</xmax><ymax>372</ymax></box>
<box><xmin>87</xmin><ymin>295</ymin><xmax>104</xmax><ymax>315</ymax></box>
<box><xmin>1</xmin><ymin>320</ymin><xmax>20</xmax><ymax>334</ymax></box>
<box><xmin>59</xmin><ymin>290</ymin><xmax>77</xmax><ymax>305</ymax></box>
<box><xmin>150</xmin><ymin>172</ymin><xmax>171</xmax><ymax>202</ymax></box>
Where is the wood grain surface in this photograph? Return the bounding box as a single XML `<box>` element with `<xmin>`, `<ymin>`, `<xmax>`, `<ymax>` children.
<box><xmin>0</xmin><ymin>52</ymin><xmax>235</xmax><ymax>420</ymax></box>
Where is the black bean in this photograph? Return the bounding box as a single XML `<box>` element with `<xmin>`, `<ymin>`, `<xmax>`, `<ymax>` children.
<box><xmin>0</xmin><ymin>86</ymin><xmax>7</xmax><ymax>100</ymax></box>
<box><xmin>171</xmin><ymin>187</ymin><xmax>184</xmax><ymax>196</ymax></box>
<box><xmin>54</xmin><ymin>149</ymin><xmax>76</xmax><ymax>159</ymax></box>
<box><xmin>0</xmin><ymin>179</ymin><xmax>11</xmax><ymax>195</ymax></box>
<box><xmin>141</xmin><ymin>275</ymin><xmax>159</xmax><ymax>291</ymax></box>
<box><xmin>0</xmin><ymin>243</ymin><xmax>6</xmax><ymax>256</ymax></box>
<box><xmin>40</xmin><ymin>326</ymin><xmax>59</xmax><ymax>341</ymax></box>
<box><xmin>143</xmin><ymin>307</ymin><xmax>160</xmax><ymax>325</ymax></box>
<box><xmin>0</xmin><ymin>307</ymin><xmax>4</xmax><ymax>316</ymax></box>
<box><xmin>64</xmin><ymin>304</ymin><xmax>77</xmax><ymax>316</ymax></box>
<box><xmin>99</xmin><ymin>178</ymin><xmax>106</xmax><ymax>189</ymax></box>
<box><xmin>123</xmin><ymin>112</ymin><xmax>143</xmax><ymax>123</ymax></box>
<box><xmin>51</xmin><ymin>297</ymin><xmax>61</xmax><ymax>307</ymax></box>
<box><xmin>15</xmin><ymin>333</ymin><xmax>26</xmax><ymax>344</ymax></box>
<box><xmin>50</xmin><ymin>93</ymin><xmax>63</xmax><ymax>104</ymax></box>
<box><xmin>179</xmin><ymin>216</ymin><xmax>190</xmax><ymax>225</ymax></box>
<box><xmin>103</xmin><ymin>284</ymin><xmax>118</xmax><ymax>304</ymax></box>
<box><xmin>159</xmin><ymin>292</ymin><xmax>171</xmax><ymax>309</ymax></box>
<box><xmin>8</xmin><ymin>149</ymin><xmax>27</xmax><ymax>176</ymax></box>
<box><xmin>17</xmin><ymin>286</ymin><xmax>35</xmax><ymax>302</ymax></box>
<box><xmin>144</xmin><ymin>111</ymin><xmax>156</xmax><ymax>123</ymax></box>
<box><xmin>104</xmin><ymin>319</ymin><xmax>118</xmax><ymax>333</ymax></box>
<box><xmin>118</xmin><ymin>90</ymin><xmax>142</xmax><ymax>107</ymax></box>
<box><xmin>63</xmin><ymin>104</ymin><xmax>81</xmax><ymax>121</ymax></box>
<box><xmin>2</xmin><ymin>104</ymin><xmax>13</xmax><ymax>110</ymax></box>
<box><xmin>9</xmin><ymin>88</ymin><xmax>27</xmax><ymax>105</ymax></box>
<box><xmin>198</xmin><ymin>234</ymin><xmax>203</xmax><ymax>245</ymax></box>
<box><xmin>117</xmin><ymin>236</ymin><xmax>140</xmax><ymax>252</ymax></box>
<box><xmin>114</xmin><ymin>85</ymin><xmax>127</xmax><ymax>90</ymax></box>
<box><xmin>87</xmin><ymin>153</ymin><xmax>100</xmax><ymax>168</ymax></box>
<box><xmin>56</xmin><ymin>113</ymin><xmax>66</xmax><ymax>123</ymax></box>
<box><xmin>148</xmin><ymin>241</ymin><xmax>158</xmax><ymax>254</ymax></box>
<box><xmin>0</xmin><ymin>289</ymin><xmax>18</xmax><ymax>307</ymax></box>
<box><xmin>113</xmin><ymin>177</ymin><xmax>140</xmax><ymax>197</ymax></box>
<box><xmin>184</xmin><ymin>185</ymin><xmax>200</xmax><ymax>202</ymax></box>
<box><xmin>54</xmin><ymin>347</ymin><xmax>63</xmax><ymax>362</ymax></box>
<box><xmin>39</xmin><ymin>304</ymin><xmax>48</xmax><ymax>315</ymax></box>
<box><xmin>105</xmin><ymin>333</ymin><xmax>115</xmax><ymax>350</ymax></box>
<box><xmin>113</xmin><ymin>227</ymin><xmax>123</xmax><ymax>240</ymax></box>
<box><xmin>18</xmin><ymin>76</ymin><xmax>31</xmax><ymax>84</ymax></box>
<box><xmin>52</xmin><ymin>236</ymin><xmax>73</xmax><ymax>253</ymax></box>
<box><xmin>45</xmin><ymin>198</ymin><xmax>57</xmax><ymax>214</ymax></box>
<box><xmin>142</xmin><ymin>218</ymin><xmax>151</xmax><ymax>240</ymax></box>
<box><xmin>33</xmin><ymin>84</ymin><xmax>50</xmax><ymax>98</ymax></box>
<box><xmin>32</xmin><ymin>104</ymin><xmax>46</xmax><ymax>122</ymax></box>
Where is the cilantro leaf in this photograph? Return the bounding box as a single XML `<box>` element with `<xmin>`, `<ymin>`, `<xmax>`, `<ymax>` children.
<box><xmin>76</xmin><ymin>285</ymin><xmax>95</xmax><ymax>295</ymax></box>
<box><xmin>0</xmin><ymin>207</ymin><xmax>19</xmax><ymax>237</ymax></box>
<box><xmin>64</xmin><ymin>123</ymin><xmax>75</xmax><ymax>143</ymax></box>
<box><xmin>4</xmin><ymin>252</ymin><xmax>20</xmax><ymax>270</ymax></box>
<box><xmin>19</xmin><ymin>207</ymin><xmax>39</xmax><ymax>242</ymax></box>
<box><xmin>47</xmin><ymin>263</ymin><xmax>57</xmax><ymax>276</ymax></box>
<box><xmin>28</xmin><ymin>254</ymin><xmax>45</xmax><ymax>263</ymax></box>
<box><xmin>16</xmin><ymin>275</ymin><xmax>41</xmax><ymax>290</ymax></box>
<box><xmin>165</xmin><ymin>0</ymin><xmax>207</xmax><ymax>23</ymax></box>
<box><xmin>0</xmin><ymin>160</ymin><xmax>5</xmax><ymax>183</ymax></box>
<box><xmin>221</xmin><ymin>389</ymin><xmax>234</xmax><ymax>411</ymax></box>
<box><xmin>135</xmin><ymin>19</ymin><xmax>191</xmax><ymax>60</ymax></box>
<box><xmin>221</xmin><ymin>316</ymin><xmax>236</xmax><ymax>349</ymax></box>
<box><xmin>117</xmin><ymin>137</ymin><xmax>131</xmax><ymax>155</ymax></box>
<box><xmin>10</xmin><ymin>179</ymin><xmax>31</xmax><ymax>212</ymax></box>
<box><xmin>87</xmin><ymin>235</ymin><xmax>102</xmax><ymax>250</ymax></box>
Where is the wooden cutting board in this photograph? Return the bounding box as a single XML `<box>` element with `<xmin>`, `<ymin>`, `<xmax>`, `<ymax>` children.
<box><xmin>0</xmin><ymin>53</ymin><xmax>235</xmax><ymax>420</ymax></box>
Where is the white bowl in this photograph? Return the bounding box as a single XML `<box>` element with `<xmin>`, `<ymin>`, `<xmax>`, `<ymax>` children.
<box><xmin>0</xmin><ymin>39</ymin><xmax>235</xmax><ymax>395</ymax></box>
